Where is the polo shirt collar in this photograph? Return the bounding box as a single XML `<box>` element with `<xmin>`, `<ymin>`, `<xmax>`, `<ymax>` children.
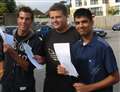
<box><xmin>80</xmin><ymin>35</ymin><xmax>97</xmax><ymax>47</ymax></box>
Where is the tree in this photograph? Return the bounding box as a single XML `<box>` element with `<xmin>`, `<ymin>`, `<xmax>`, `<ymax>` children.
<box><xmin>0</xmin><ymin>2</ymin><xmax>8</xmax><ymax>15</ymax></box>
<box><xmin>108</xmin><ymin>6</ymin><xmax>119</xmax><ymax>15</ymax></box>
<box><xmin>0</xmin><ymin>0</ymin><xmax>16</xmax><ymax>14</ymax></box>
<box><xmin>5</xmin><ymin>0</ymin><xmax>16</xmax><ymax>13</ymax></box>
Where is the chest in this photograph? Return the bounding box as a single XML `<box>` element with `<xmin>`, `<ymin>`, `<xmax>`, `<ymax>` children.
<box><xmin>45</xmin><ymin>31</ymin><xmax>79</xmax><ymax>49</ymax></box>
<box><xmin>74</xmin><ymin>44</ymin><xmax>104</xmax><ymax>66</ymax></box>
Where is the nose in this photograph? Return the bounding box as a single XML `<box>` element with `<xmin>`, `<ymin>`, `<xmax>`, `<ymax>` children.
<box><xmin>51</xmin><ymin>17</ymin><xmax>57</xmax><ymax>23</ymax></box>
<box><xmin>78</xmin><ymin>22</ymin><xmax>83</xmax><ymax>28</ymax></box>
<box><xmin>22</xmin><ymin>19</ymin><xmax>26</xmax><ymax>23</ymax></box>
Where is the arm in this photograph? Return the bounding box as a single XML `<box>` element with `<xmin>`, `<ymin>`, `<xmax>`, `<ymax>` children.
<box><xmin>73</xmin><ymin>71</ymin><xmax>120</xmax><ymax>92</ymax></box>
<box><xmin>0</xmin><ymin>60</ymin><xmax>4</xmax><ymax>79</ymax></box>
<box><xmin>3</xmin><ymin>43</ymin><xmax>29</xmax><ymax>71</ymax></box>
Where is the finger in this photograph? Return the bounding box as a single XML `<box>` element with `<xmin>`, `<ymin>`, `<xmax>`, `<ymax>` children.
<box><xmin>22</xmin><ymin>55</ymin><xmax>27</xmax><ymax>61</ymax></box>
<box><xmin>57</xmin><ymin>66</ymin><xmax>64</xmax><ymax>74</ymax></box>
<box><xmin>18</xmin><ymin>54</ymin><xmax>21</xmax><ymax>57</ymax></box>
<box><xmin>73</xmin><ymin>83</ymin><xmax>80</xmax><ymax>87</ymax></box>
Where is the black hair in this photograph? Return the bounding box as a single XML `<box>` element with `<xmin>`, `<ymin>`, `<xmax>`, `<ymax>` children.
<box><xmin>74</xmin><ymin>8</ymin><xmax>93</xmax><ymax>21</ymax></box>
<box><xmin>48</xmin><ymin>3</ymin><xmax>68</xmax><ymax>17</ymax></box>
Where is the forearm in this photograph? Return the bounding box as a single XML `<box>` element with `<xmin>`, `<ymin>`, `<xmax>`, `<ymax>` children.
<box><xmin>0</xmin><ymin>60</ymin><xmax>4</xmax><ymax>79</ymax></box>
<box><xmin>87</xmin><ymin>71</ymin><xmax>120</xmax><ymax>91</ymax></box>
<box><xmin>5</xmin><ymin>47</ymin><xmax>29</xmax><ymax>71</ymax></box>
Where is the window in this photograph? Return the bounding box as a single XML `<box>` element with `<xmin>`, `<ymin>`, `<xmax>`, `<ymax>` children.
<box><xmin>90</xmin><ymin>7</ymin><xmax>103</xmax><ymax>16</ymax></box>
<box><xmin>102</xmin><ymin>0</ymin><xmax>108</xmax><ymax>4</ymax></box>
<box><xmin>90</xmin><ymin>0</ymin><xmax>98</xmax><ymax>5</ymax></box>
<box><xmin>116</xmin><ymin>0</ymin><xmax>120</xmax><ymax>2</ymax></box>
<box><xmin>84</xmin><ymin>0</ymin><xmax>87</xmax><ymax>6</ymax></box>
<box><xmin>75</xmin><ymin>0</ymin><xmax>82</xmax><ymax>7</ymax></box>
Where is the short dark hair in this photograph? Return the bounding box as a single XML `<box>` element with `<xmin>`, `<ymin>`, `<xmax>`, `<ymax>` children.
<box><xmin>17</xmin><ymin>6</ymin><xmax>34</xmax><ymax>21</ymax></box>
<box><xmin>48</xmin><ymin>3</ymin><xmax>68</xmax><ymax>17</ymax></box>
<box><xmin>74</xmin><ymin>8</ymin><xmax>93</xmax><ymax>21</ymax></box>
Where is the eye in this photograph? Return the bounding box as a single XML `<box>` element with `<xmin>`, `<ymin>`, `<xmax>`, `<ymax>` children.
<box><xmin>75</xmin><ymin>21</ymin><xmax>80</xmax><ymax>25</ymax></box>
<box><xmin>50</xmin><ymin>17</ymin><xmax>54</xmax><ymax>19</ymax></box>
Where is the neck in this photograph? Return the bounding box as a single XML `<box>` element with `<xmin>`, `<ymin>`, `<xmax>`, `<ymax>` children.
<box><xmin>82</xmin><ymin>32</ymin><xmax>93</xmax><ymax>45</ymax></box>
<box><xmin>17</xmin><ymin>29</ymin><xmax>30</xmax><ymax>37</ymax></box>
<box><xmin>56</xmin><ymin>24</ymin><xmax>68</xmax><ymax>33</ymax></box>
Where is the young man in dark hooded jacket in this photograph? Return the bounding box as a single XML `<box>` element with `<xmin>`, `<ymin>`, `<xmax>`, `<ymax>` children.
<box><xmin>1</xmin><ymin>6</ymin><xmax>45</xmax><ymax>92</ymax></box>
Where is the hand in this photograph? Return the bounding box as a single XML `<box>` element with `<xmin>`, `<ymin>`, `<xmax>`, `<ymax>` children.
<box><xmin>3</xmin><ymin>43</ymin><xmax>29</xmax><ymax>71</ymax></box>
<box><xmin>73</xmin><ymin>83</ymin><xmax>90</xmax><ymax>92</ymax></box>
<box><xmin>17</xmin><ymin>54</ymin><xmax>29</xmax><ymax>71</ymax></box>
<box><xmin>57</xmin><ymin>64</ymin><xmax>68</xmax><ymax>75</ymax></box>
<box><xmin>3</xmin><ymin>43</ymin><xmax>12</xmax><ymax>53</ymax></box>
<box><xmin>33</xmin><ymin>55</ymin><xmax>45</xmax><ymax>64</ymax></box>
<box><xmin>18</xmin><ymin>54</ymin><xmax>27</xmax><ymax>61</ymax></box>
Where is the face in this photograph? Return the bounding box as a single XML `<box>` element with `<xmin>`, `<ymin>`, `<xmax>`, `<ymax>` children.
<box><xmin>17</xmin><ymin>11</ymin><xmax>32</xmax><ymax>34</ymax></box>
<box><xmin>49</xmin><ymin>10</ymin><xmax>67</xmax><ymax>31</ymax></box>
<box><xmin>74</xmin><ymin>16</ymin><xmax>93</xmax><ymax>37</ymax></box>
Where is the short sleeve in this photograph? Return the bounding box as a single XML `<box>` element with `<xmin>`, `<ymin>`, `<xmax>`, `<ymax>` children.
<box><xmin>104</xmin><ymin>46</ymin><xmax>118</xmax><ymax>73</ymax></box>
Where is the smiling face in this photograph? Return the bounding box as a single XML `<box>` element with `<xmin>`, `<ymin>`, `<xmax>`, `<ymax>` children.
<box><xmin>74</xmin><ymin>16</ymin><xmax>93</xmax><ymax>37</ymax></box>
<box><xmin>49</xmin><ymin>10</ymin><xmax>67</xmax><ymax>31</ymax></box>
<box><xmin>17</xmin><ymin>11</ymin><xmax>32</xmax><ymax>36</ymax></box>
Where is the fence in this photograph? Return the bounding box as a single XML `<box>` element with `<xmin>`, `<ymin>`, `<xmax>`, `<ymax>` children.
<box><xmin>94</xmin><ymin>16</ymin><xmax>120</xmax><ymax>29</ymax></box>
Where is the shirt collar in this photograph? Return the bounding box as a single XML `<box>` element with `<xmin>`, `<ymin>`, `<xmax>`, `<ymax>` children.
<box><xmin>80</xmin><ymin>35</ymin><xmax>97</xmax><ymax>47</ymax></box>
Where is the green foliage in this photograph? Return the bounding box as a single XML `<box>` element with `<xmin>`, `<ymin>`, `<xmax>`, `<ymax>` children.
<box><xmin>6</xmin><ymin>0</ymin><xmax>16</xmax><ymax>12</ymax></box>
<box><xmin>108</xmin><ymin>6</ymin><xmax>119</xmax><ymax>15</ymax></box>
<box><xmin>0</xmin><ymin>3</ymin><xmax>8</xmax><ymax>15</ymax></box>
<box><xmin>0</xmin><ymin>0</ymin><xmax>16</xmax><ymax>15</ymax></box>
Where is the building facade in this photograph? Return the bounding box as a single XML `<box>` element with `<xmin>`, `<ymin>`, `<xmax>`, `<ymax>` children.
<box><xmin>70</xmin><ymin>0</ymin><xmax>120</xmax><ymax>16</ymax></box>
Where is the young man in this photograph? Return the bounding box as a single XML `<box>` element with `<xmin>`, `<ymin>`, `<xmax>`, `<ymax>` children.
<box><xmin>43</xmin><ymin>3</ymin><xmax>80</xmax><ymax>92</ymax></box>
<box><xmin>2</xmin><ymin>6</ymin><xmax>45</xmax><ymax>92</ymax></box>
<box><xmin>71</xmin><ymin>8</ymin><xmax>120</xmax><ymax>92</ymax></box>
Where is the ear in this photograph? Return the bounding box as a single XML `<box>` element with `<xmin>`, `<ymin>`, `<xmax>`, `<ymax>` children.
<box><xmin>91</xmin><ymin>20</ymin><xmax>94</xmax><ymax>26</ymax></box>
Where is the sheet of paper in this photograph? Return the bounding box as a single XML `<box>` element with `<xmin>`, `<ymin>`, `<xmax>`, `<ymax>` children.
<box><xmin>4</xmin><ymin>33</ymin><xmax>14</xmax><ymax>46</ymax></box>
<box><xmin>0</xmin><ymin>27</ymin><xmax>14</xmax><ymax>46</ymax></box>
<box><xmin>22</xmin><ymin>43</ymin><xmax>44</xmax><ymax>69</ymax></box>
<box><xmin>0</xmin><ymin>27</ymin><xmax>6</xmax><ymax>41</ymax></box>
<box><xmin>54</xmin><ymin>43</ymin><xmax>78</xmax><ymax>77</ymax></box>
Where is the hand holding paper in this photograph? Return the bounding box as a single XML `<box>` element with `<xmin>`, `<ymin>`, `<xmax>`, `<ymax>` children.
<box><xmin>0</xmin><ymin>27</ymin><xmax>14</xmax><ymax>47</ymax></box>
<box><xmin>22</xmin><ymin>43</ymin><xmax>44</xmax><ymax>69</ymax></box>
<box><xmin>54</xmin><ymin>43</ymin><xmax>78</xmax><ymax>77</ymax></box>
<box><xmin>57</xmin><ymin>64</ymin><xmax>69</xmax><ymax>75</ymax></box>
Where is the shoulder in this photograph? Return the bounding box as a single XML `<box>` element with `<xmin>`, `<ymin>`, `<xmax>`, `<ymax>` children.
<box><xmin>36</xmin><ymin>25</ymin><xmax>52</xmax><ymax>37</ymax></box>
<box><xmin>68</xmin><ymin>25</ymin><xmax>80</xmax><ymax>37</ymax></box>
<box><xmin>71</xmin><ymin>40</ymin><xmax>81</xmax><ymax>51</ymax></box>
<box><xmin>95</xmin><ymin>36</ymin><xmax>110</xmax><ymax>48</ymax></box>
<box><xmin>31</xmin><ymin>32</ymin><xmax>43</xmax><ymax>42</ymax></box>
<box><xmin>93</xmin><ymin>36</ymin><xmax>113</xmax><ymax>53</ymax></box>
<box><xmin>68</xmin><ymin>26</ymin><xmax>76</xmax><ymax>33</ymax></box>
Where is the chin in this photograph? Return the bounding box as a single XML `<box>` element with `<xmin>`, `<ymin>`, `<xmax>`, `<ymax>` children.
<box><xmin>54</xmin><ymin>26</ymin><xmax>60</xmax><ymax>30</ymax></box>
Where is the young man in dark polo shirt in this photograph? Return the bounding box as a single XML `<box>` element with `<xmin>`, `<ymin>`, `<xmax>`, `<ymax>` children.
<box><xmin>71</xmin><ymin>8</ymin><xmax>120</xmax><ymax>92</ymax></box>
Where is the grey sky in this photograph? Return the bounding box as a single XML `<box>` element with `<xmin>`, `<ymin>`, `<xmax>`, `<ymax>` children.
<box><xmin>15</xmin><ymin>0</ymin><xmax>65</xmax><ymax>13</ymax></box>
